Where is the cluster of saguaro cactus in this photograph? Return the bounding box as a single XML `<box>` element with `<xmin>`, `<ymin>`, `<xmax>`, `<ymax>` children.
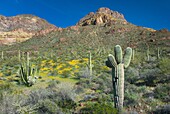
<box><xmin>106</xmin><ymin>45</ymin><xmax>132</xmax><ymax>110</ymax></box>
<box><xmin>19</xmin><ymin>52</ymin><xmax>39</xmax><ymax>87</ymax></box>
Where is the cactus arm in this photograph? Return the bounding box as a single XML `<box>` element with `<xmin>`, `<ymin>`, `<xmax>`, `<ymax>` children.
<box><xmin>114</xmin><ymin>45</ymin><xmax>122</xmax><ymax>64</ymax></box>
<box><xmin>132</xmin><ymin>49</ymin><xmax>135</xmax><ymax>60</ymax></box>
<box><xmin>107</xmin><ymin>54</ymin><xmax>117</xmax><ymax>68</ymax></box>
<box><xmin>20</xmin><ymin>64</ymin><xmax>28</xmax><ymax>85</ymax></box>
<box><xmin>123</xmin><ymin>47</ymin><xmax>132</xmax><ymax>68</ymax></box>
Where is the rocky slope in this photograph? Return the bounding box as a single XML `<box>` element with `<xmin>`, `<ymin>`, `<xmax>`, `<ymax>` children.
<box><xmin>0</xmin><ymin>14</ymin><xmax>57</xmax><ymax>45</ymax></box>
<box><xmin>0</xmin><ymin>7</ymin><xmax>170</xmax><ymax>54</ymax></box>
<box><xmin>77</xmin><ymin>7</ymin><xmax>127</xmax><ymax>26</ymax></box>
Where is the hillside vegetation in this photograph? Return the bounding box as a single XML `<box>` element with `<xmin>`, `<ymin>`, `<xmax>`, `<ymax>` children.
<box><xmin>0</xmin><ymin>7</ymin><xmax>169</xmax><ymax>114</ymax></box>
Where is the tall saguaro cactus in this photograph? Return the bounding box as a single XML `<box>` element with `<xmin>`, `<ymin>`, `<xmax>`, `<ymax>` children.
<box><xmin>1</xmin><ymin>51</ymin><xmax>4</xmax><ymax>59</ymax></box>
<box><xmin>106</xmin><ymin>45</ymin><xmax>132</xmax><ymax>110</ymax></box>
<box><xmin>89</xmin><ymin>51</ymin><xmax>92</xmax><ymax>76</ymax></box>
<box><xmin>18</xmin><ymin>50</ymin><xmax>21</xmax><ymax>61</ymax></box>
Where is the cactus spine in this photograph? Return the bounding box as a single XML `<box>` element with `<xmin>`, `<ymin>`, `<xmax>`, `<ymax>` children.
<box><xmin>106</xmin><ymin>45</ymin><xmax>132</xmax><ymax>111</ymax></box>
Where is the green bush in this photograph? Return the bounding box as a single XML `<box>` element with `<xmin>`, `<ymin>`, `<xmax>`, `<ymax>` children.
<box><xmin>159</xmin><ymin>58</ymin><xmax>170</xmax><ymax>75</ymax></box>
<box><xmin>154</xmin><ymin>84</ymin><xmax>170</xmax><ymax>102</ymax></box>
<box><xmin>124</xmin><ymin>84</ymin><xmax>141</xmax><ymax>106</ymax></box>
<box><xmin>79</xmin><ymin>102</ymin><xmax>118</xmax><ymax>114</ymax></box>
<box><xmin>125</xmin><ymin>67</ymin><xmax>139</xmax><ymax>84</ymax></box>
<box><xmin>152</xmin><ymin>104</ymin><xmax>170</xmax><ymax>114</ymax></box>
<box><xmin>37</xmin><ymin>99</ymin><xmax>63</xmax><ymax>114</ymax></box>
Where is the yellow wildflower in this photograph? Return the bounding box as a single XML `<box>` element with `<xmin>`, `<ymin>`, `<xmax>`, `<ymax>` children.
<box><xmin>68</xmin><ymin>60</ymin><xmax>79</xmax><ymax>65</ymax></box>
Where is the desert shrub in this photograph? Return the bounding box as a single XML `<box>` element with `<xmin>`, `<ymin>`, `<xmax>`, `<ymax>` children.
<box><xmin>75</xmin><ymin>85</ymin><xmax>84</xmax><ymax>94</ymax></box>
<box><xmin>152</xmin><ymin>104</ymin><xmax>170</xmax><ymax>114</ymax></box>
<box><xmin>47</xmin><ymin>80</ymin><xmax>60</xmax><ymax>88</ymax></box>
<box><xmin>92</xmin><ymin>73</ymin><xmax>112</xmax><ymax>93</ymax></box>
<box><xmin>154</xmin><ymin>83</ymin><xmax>170</xmax><ymax>102</ymax></box>
<box><xmin>76</xmin><ymin>67</ymin><xmax>91</xmax><ymax>79</ymax></box>
<box><xmin>36</xmin><ymin>99</ymin><xmax>63</xmax><ymax>114</ymax></box>
<box><xmin>0</xmin><ymin>82</ymin><xmax>77</xmax><ymax>113</ymax></box>
<box><xmin>125</xmin><ymin>67</ymin><xmax>139</xmax><ymax>84</ymax></box>
<box><xmin>124</xmin><ymin>84</ymin><xmax>141</xmax><ymax>106</ymax></box>
<box><xmin>54</xmin><ymin>83</ymin><xmax>77</xmax><ymax>110</ymax></box>
<box><xmin>138</xmin><ymin>68</ymin><xmax>162</xmax><ymax>86</ymax></box>
<box><xmin>0</xmin><ymin>92</ymin><xmax>30</xmax><ymax>114</ymax></box>
<box><xmin>79</xmin><ymin>102</ymin><xmax>118</xmax><ymax>114</ymax></box>
<box><xmin>158</xmin><ymin>57</ymin><xmax>170</xmax><ymax>75</ymax></box>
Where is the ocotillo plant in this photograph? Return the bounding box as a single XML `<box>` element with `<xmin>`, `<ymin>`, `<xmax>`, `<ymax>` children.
<box><xmin>19</xmin><ymin>52</ymin><xmax>38</xmax><ymax>87</ymax></box>
<box><xmin>106</xmin><ymin>45</ymin><xmax>132</xmax><ymax>110</ymax></box>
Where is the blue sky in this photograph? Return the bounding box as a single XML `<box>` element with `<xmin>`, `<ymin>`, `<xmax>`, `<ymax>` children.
<box><xmin>0</xmin><ymin>0</ymin><xmax>169</xmax><ymax>30</ymax></box>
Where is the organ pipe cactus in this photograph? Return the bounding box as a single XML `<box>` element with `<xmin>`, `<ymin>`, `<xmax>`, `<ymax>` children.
<box><xmin>19</xmin><ymin>52</ymin><xmax>38</xmax><ymax>87</ymax></box>
<box><xmin>106</xmin><ymin>45</ymin><xmax>132</xmax><ymax>110</ymax></box>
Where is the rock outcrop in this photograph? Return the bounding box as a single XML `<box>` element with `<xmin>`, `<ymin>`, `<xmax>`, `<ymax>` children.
<box><xmin>77</xmin><ymin>7</ymin><xmax>127</xmax><ymax>26</ymax></box>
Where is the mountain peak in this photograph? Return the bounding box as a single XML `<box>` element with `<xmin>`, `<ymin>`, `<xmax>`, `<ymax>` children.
<box><xmin>77</xmin><ymin>7</ymin><xmax>127</xmax><ymax>26</ymax></box>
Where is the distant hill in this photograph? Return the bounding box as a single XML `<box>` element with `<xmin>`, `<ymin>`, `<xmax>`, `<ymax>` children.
<box><xmin>0</xmin><ymin>14</ymin><xmax>57</xmax><ymax>45</ymax></box>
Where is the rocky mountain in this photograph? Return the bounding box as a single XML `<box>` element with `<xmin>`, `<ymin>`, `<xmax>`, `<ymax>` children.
<box><xmin>77</xmin><ymin>7</ymin><xmax>127</xmax><ymax>26</ymax></box>
<box><xmin>0</xmin><ymin>14</ymin><xmax>57</xmax><ymax>45</ymax></box>
<box><xmin>0</xmin><ymin>7</ymin><xmax>170</xmax><ymax>53</ymax></box>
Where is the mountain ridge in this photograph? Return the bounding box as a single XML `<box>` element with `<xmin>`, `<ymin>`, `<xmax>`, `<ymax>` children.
<box><xmin>0</xmin><ymin>14</ymin><xmax>58</xmax><ymax>45</ymax></box>
<box><xmin>0</xmin><ymin>7</ymin><xmax>169</xmax><ymax>50</ymax></box>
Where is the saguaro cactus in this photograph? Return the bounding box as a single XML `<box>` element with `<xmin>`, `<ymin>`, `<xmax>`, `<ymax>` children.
<box><xmin>157</xmin><ymin>47</ymin><xmax>160</xmax><ymax>59</ymax></box>
<box><xmin>106</xmin><ymin>45</ymin><xmax>132</xmax><ymax>110</ymax></box>
<box><xmin>18</xmin><ymin>50</ymin><xmax>21</xmax><ymax>61</ymax></box>
<box><xmin>147</xmin><ymin>47</ymin><xmax>150</xmax><ymax>61</ymax></box>
<box><xmin>1</xmin><ymin>51</ymin><xmax>4</xmax><ymax>59</ymax></box>
<box><xmin>89</xmin><ymin>51</ymin><xmax>92</xmax><ymax>76</ymax></box>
